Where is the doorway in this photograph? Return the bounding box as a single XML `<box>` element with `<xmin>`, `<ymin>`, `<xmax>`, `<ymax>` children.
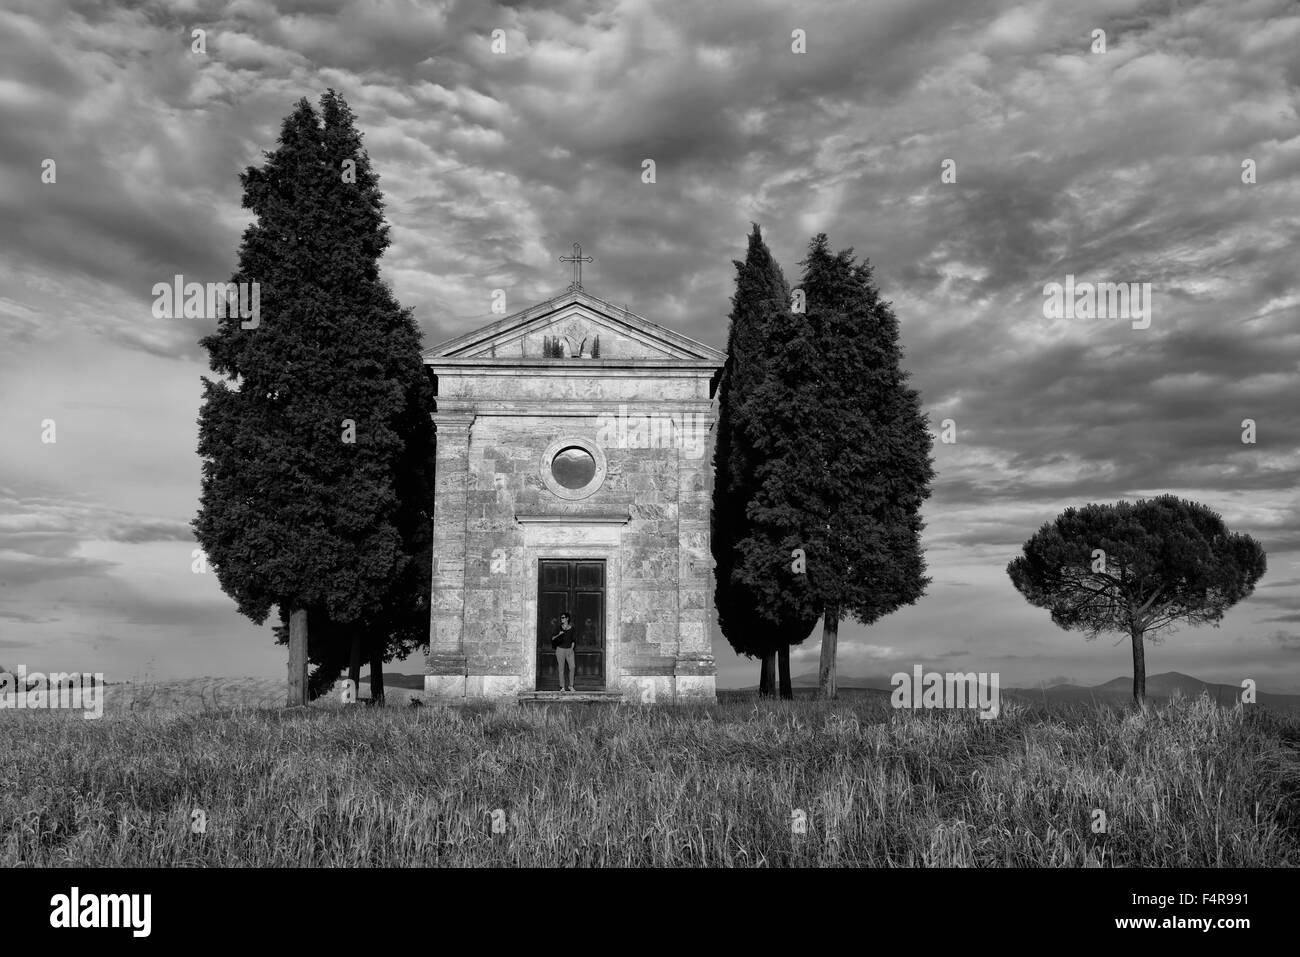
<box><xmin>536</xmin><ymin>559</ymin><xmax>606</xmax><ymax>691</ymax></box>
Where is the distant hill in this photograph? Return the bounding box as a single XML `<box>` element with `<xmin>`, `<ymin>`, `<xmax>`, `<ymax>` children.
<box><xmin>739</xmin><ymin>672</ymin><xmax>896</xmax><ymax>692</ymax></box>
<box><xmin>1008</xmin><ymin>671</ymin><xmax>1299</xmax><ymax>710</ymax></box>
<box><xmin>739</xmin><ymin>670</ymin><xmax>1300</xmax><ymax>710</ymax></box>
<box><xmin>360</xmin><ymin>672</ymin><xmax>424</xmax><ymax>690</ymax></box>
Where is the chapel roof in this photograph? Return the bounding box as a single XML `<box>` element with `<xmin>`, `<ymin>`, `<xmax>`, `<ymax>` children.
<box><xmin>423</xmin><ymin>287</ymin><xmax>726</xmax><ymax>365</ymax></box>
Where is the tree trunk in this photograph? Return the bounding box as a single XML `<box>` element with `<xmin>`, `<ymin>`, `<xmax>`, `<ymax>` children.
<box><xmin>369</xmin><ymin>645</ymin><xmax>385</xmax><ymax>705</ymax></box>
<box><xmin>287</xmin><ymin>608</ymin><xmax>308</xmax><ymax>707</ymax></box>
<box><xmin>348</xmin><ymin>634</ymin><xmax>363</xmax><ymax>689</ymax></box>
<box><xmin>1130</xmin><ymin>625</ymin><xmax>1146</xmax><ymax>708</ymax></box>
<box><xmin>819</xmin><ymin>608</ymin><xmax>838</xmax><ymax>699</ymax></box>
<box><xmin>777</xmin><ymin>644</ymin><xmax>793</xmax><ymax>700</ymax></box>
<box><xmin>758</xmin><ymin>650</ymin><xmax>776</xmax><ymax>698</ymax></box>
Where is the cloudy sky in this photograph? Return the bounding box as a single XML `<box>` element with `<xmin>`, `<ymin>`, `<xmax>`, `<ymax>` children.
<box><xmin>1</xmin><ymin>0</ymin><xmax>1297</xmax><ymax>692</ymax></box>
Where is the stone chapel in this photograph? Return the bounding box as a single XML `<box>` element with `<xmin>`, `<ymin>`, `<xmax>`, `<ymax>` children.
<box><xmin>423</xmin><ymin>258</ymin><xmax>725</xmax><ymax>703</ymax></box>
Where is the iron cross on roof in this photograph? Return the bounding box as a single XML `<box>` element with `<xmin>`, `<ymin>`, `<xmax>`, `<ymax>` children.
<box><xmin>559</xmin><ymin>242</ymin><xmax>593</xmax><ymax>290</ymax></box>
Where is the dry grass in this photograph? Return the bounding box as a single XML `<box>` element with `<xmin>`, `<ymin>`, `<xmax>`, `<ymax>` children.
<box><xmin>2</xmin><ymin>685</ymin><xmax>1296</xmax><ymax>866</ymax></box>
<box><xmin>99</xmin><ymin>676</ymin><xmax>420</xmax><ymax>714</ymax></box>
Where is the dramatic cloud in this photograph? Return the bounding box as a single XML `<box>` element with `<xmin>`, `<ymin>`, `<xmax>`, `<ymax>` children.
<box><xmin>0</xmin><ymin>0</ymin><xmax>1296</xmax><ymax>687</ymax></box>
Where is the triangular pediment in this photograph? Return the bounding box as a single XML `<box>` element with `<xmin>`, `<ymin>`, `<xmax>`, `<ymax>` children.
<box><xmin>424</xmin><ymin>289</ymin><xmax>725</xmax><ymax>364</ymax></box>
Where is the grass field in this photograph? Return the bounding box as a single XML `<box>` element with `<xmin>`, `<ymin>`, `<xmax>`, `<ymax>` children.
<box><xmin>2</xmin><ymin>685</ymin><xmax>1297</xmax><ymax>866</ymax></box>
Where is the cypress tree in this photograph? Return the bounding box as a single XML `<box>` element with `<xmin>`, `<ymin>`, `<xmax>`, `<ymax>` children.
<box><xmin>194</xmin><ymin>90</ymin><xmax>433</xmax><ymax>706</ymax></box>
<box><xmin>712</xmin><ymin>225</ymin><xmax>817</xmax><ymax>698</ymax></box>
<box><xmin>742</xmin><ymin>234</ymin><xmax>934</xmax><ymax>698</ymax></box>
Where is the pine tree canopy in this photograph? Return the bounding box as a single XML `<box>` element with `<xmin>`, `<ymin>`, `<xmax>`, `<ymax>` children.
<box><xmin>1008</xmin><ymin>495</ymin><xmax>1267</xmax><ymax>639</ymax></box>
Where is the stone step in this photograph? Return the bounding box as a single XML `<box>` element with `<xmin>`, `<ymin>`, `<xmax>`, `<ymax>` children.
<box><xmin>517</xmin><ymin>690</ymin><xmax>625</xmax><ymax>705</ymax></box>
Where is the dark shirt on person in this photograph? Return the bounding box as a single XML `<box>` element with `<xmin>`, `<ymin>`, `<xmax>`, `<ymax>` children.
<box><xmin>551</xmin><ymin>623</ymin><xmax>575</xmax><ymax>649</ymax></box>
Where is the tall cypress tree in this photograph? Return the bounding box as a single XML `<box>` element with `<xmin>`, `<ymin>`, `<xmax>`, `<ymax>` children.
<box><xmin>712</xmin><ymin>225</ymin><xmax>817</xmax><ymax>698</ymax></box>
<box><xmin>742</xmin><ymin>234</ymin><xmax>934</xmax><ymax>697</ymax></box>
<box><xmin>194</xmin><ymin>91</ymin><xmax>433</xmax><ymax>706</ymax></box>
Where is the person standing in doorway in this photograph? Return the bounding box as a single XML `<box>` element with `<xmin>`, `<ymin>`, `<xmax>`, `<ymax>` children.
<box><xmin>551</xmin><ymin>612</ymin><xmax>576</xmax><ymax>692</ymax></box>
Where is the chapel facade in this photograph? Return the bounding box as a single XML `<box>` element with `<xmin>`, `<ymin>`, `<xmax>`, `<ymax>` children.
<box><xmin>423</xmin><ymin>280</ymin><xmax>725</xmax><ymax>703</ymax></box>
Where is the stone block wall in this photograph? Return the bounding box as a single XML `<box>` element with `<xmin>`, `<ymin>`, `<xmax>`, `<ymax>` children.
<box><xmin>425</xmin><ymin>315</ymin><xmax>720</xmax><ymax>704</ymax></box>
<box><xmin>458</xmin><ymin>412</ymin><xmax>686</xmax><ymax>678</ymax></box>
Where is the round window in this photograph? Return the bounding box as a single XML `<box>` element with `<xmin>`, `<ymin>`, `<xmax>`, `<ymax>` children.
<box><xmin>540</xmin><ymin>436</ymin><xmax>606</xmax><ymax>500</ymax></box>
<box><xmin>550</xmin><ymin>446</ymin><xmax>596</xmax><ymax>489</ymax></box>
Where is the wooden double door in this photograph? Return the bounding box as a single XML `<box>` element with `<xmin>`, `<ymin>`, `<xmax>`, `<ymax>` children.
<box><xmin>536</xmin><ymin>559</ymin><xmax>605</xmax><ymax>691</ymax></box>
